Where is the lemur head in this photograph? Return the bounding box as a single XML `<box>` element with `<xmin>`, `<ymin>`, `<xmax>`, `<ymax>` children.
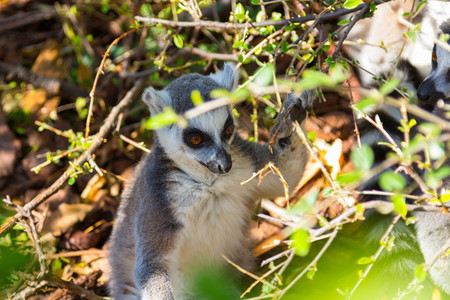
<box><xmin>417</xmin><ymin>20</ymin><xmax>450</xmax><ymax>107</ymax></box>
<box><xmin>143</xmin><ymin>63</ymin><xmax>239</xmax><ymax>180</ymax></box>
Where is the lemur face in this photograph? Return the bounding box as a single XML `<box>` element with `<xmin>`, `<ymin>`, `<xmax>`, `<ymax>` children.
<box><xmin>417</xmin><ymin>35</ymin><xmax>450</xmax><ymax>106</ymax></box>
<box><xmin>182</xmin><ymin>112</ymin><xmax>235</xmax><ymax>174</ymax></box>
<box><xmin>142</xmin><ymin>63</ymin><xmax>239</xmax><ymax>178</ymax></box>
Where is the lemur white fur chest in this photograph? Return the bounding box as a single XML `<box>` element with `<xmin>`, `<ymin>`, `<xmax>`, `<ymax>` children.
<box><xmin>107</xmin><ymin>63</ymin><xmax>312</xmax><ymax>300</ymax></box>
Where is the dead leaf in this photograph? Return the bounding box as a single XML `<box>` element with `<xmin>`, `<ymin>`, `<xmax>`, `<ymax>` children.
<box><xmin>31</xmin><ymin>39</ymin><xmax>65</xmax><ymax>80</ymax></box>
<box><xmin>324</xmin><ymin>138</ymin><xmax>344</xmax><ymax>180</ymax></box>
<box><xmin>42</xmin><ymin>202</ymin><xmax>93</xmax><ymax>236</ymax></box>
<box><xmin>20</xmin><ymin>88</ymin><xmax>47</xmax><ymax>114</ymax></box>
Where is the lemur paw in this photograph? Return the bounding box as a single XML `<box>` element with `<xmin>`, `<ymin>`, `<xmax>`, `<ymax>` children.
<box><xmin>285</xmin><ymin>90</ymin><xmax>315</xmax><ymax>123</ymax></box>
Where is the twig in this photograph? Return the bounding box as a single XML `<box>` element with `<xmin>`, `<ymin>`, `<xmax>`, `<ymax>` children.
<box><xmin>396</xmin><ymin>17</ymin><xmax>450</xmax><ymax>53</ymax></box>
<box><xmin>222</xmin><ymin>255</ymin><xmax>280</xmax><ymax>292</ymax></box>
<box><xmin>183</xmin><ymin>47</ymin><xmax>238</xmax><ymax>62</ymax></box>
<box><xmin>85</xmin><ymin>27</ymin><xmax>139</xmax><ymax>138</ymax></box>
<box><xmin>46</xmin><ymin>249</ymin><xmax>106</xmax><ymax>260</ymax></box>
<box><xmin>241</xmin><ymin>262</ymin><xmax>284</xmax><ymax>298</ymax></box>
<box><xmin>332</xmin><ymin>3</ymin><xmax>370</xmax><ymax>59</ymax></box>
<box><xmin>0</xmin><ymin>78</ymin><xmax>147</xmax><ymax>236</ymax></box>
<box><xmin>362</xmin><ymin>113</ymin><xmax>432</xmax><ymax>196</ymax></box>
<box><xmin>118</xmin><ymin>133</ymin><xmax>151</xmax><ymax>153</ymax></box>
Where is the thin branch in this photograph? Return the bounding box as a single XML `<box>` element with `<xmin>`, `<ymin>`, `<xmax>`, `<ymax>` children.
<box><xmin>222</xmin><ymin>255</ymin><xmax>280</xmax><ymax>292</ymax></box>
<box><xmin>183</xmin><ymin>47</ymin><xmax>238</xmax><ymax>61</ymax></box>
<box><xmin>86</xmin><ymin>27</ymin><xmax>139</xmax><ymax>138</ymax></box>
<box><xmin>332</xmin><ymin>3</ymin><xmax>370</xmax><ymax>59</ymax></box>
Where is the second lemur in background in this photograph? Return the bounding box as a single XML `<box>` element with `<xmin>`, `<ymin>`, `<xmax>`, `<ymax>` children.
<box><xmin>108</xmin><ymin>64</ymin><xmax>314</xmax><ymax>299</ymax></box>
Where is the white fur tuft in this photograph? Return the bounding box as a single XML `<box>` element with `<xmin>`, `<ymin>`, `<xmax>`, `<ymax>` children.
<box><xmin>208</xmin><ymin>63</ymin><xmax>239</xmax><ymax>91</ymax></box>
<box><xmin>142</xmin><ymin>87</ymin><xmax>171</xmax><ymax>115</ymax></box>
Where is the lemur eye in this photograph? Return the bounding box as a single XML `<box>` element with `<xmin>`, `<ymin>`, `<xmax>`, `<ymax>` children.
<box><xmin>432</xmin><ymin>52</ymin><xmax>437</xmax><ymax>62</ymax></box>
<box><xmin>189</xmin><ymin>135</ymin><xmax>203</xmax><ymax>146</ymax></box>
<box><xmin>224</xmin><ymin>124</ymin><xmax>234</xmax><ymax>136</ymax></box>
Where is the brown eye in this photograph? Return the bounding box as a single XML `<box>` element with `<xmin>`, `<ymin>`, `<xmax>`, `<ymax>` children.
<box><xmin>189</xmin><ymin>135</ymin><xmax>203</xmax><ymax>145</ymax></box>
<box><xmin>225</xmin><ymin>124</ymin><xmax>234</xmax><ymax>136</ymax></box>
<box><xmin>432</xmin><ymin>52</ymin><xmax>437</xmax><ymax>62</ymax></box>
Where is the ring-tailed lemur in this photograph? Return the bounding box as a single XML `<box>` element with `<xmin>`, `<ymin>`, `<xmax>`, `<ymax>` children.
<box><xmin>107</xmin><ymin>64</ymin><xmax>313</xmax><ymax>299</ymax></box>
<box><xmin>345</xmin><ymin>0</ymin><xmax>450</xmax><ymax>97</ymax></box>
<box><xmin>351</xmin><ymin>16</ymin><xmax>450</xmax><ymax>297</ymax></box>
<box><xmin>413</xmin><ymin>19</ymin><xmax>450</xmax><ymax>295</ymax></box>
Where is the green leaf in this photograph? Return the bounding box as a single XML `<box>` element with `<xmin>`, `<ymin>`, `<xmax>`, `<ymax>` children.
<box><xmin>418</xmin><ymin>123</ymin><xmax>441</xmax><ymax>138</ymax></box>
<box><xmin>379</xmin><ymin>171</ymin><xmax>406</xmax><ymax>192</ymax></box>
<box><xmin>145</xmin><ymin>107</ymin><xmax>182</xmax><ymax>130</ymax></box>
<box><xmin>357</xmin><ymin>256</ymin><xmax>373</xmax><ymax>265</ymax></box>
<box><xmin>253</xmin><ymin>64</ymin><xmax>274</xmax><ymax>86</ymax></box>
<box><xmin>441</xmin><ymin>191</ymin><xmax>450</xmax><ymax>203</ymax></box>
<box><xmin>338</xmin><ymin>19</ymin><xmax>350</xmax><ymax>25</ymax></box>
<box><xmin>379</xmin><ymin>78</ymin><xmax>400</xmax><ymax>96</ymax></box>
<box><xmin>353</xmin><ymin>97</ymin><xmax>378</xmax><ymax>116</ymax></box>
<box><xmin>51</xmin><ymin>258</ymin><xmax>63</xmax><ymax>271</ymax></box>
<box><xmin>235</xmin><ymin>3</ymin><xmax>246</xmax><ymax>21</ymax></box>
<box><xmin>13</xmin><ymin>224</ymin><xmax>25</xmax><ymax>231</ymax></box>
<box><xmin>415</xmin><ymin>264</ymin><xmax>427</xmax><ymax>282</ymax></box>
<box><xmin>425</xmin><ymin>166</ymin><xmax>450</xmax><ymax>189</ymax></box>
<box><xmin>351</xmin><ymin>144</ymin><xmax>374</xmax><ymax>171</ymax></box>
<box><xmin>256</xmin><ymin>10</ymin><xmax>264</xmax><ymax>23</ymax></box>
<box><xmin>232</xmin><ymin>41</ymin><xmax>245</xmax><ymax>48</ymax></box>
<box><xmin>392</xmin><ymin>194</ymin><xmax>407</xmax><ymax>218</ymax></box>
<box><xmin>298</xmin><ymin>68</ymin><xmax>346</xmax><ymax>90</ymax></box>
<box><xmin>336</xmin><ymin>171</ymin><xmax>362</xmax><ymax>185</ymax></box>
<box><xmin>191</xmin><ymin>90</ymin><xmax>204</xmax><ymax>106</ymax></box>
<box><xmin>289</xmin><ymin>189</ymin><xmax>319</xmax><ymax>215</ymax></box>
<box><xmin>306</xmin><ymin>264</ymin><xmax>317</xmax><ymax>280</ymax></box>
<box><xmin>291</xmin><ymin>229</ymin><xmax>311</xmax><ymax>257</ymax></box>
<box><xmin>322</xmin><ymin>187</ymin><xmax>332</xmax><ymax>197</ymax></box>
<box><xmin>343</xmin><ymin>0</ymin><xmax>361</xmax><ymax>9</ymax></box>
<box><xmin>68</xmin><ymin>177</ymin><xmax>76</xmax><ymax>185</ymax></box>
<box><xmin>173</xmin><ymin>34</ymin><xmax>184</xmax><ymax>49</ymax></box>
<box><xmin>281</xmin><ymin>41</ymin><xmax>289</xmax><ymax>53</ymax></box>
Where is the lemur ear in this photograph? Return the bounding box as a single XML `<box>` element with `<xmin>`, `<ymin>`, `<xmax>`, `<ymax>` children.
<box><xmin>142</xmin><ymin>87</ymin><xmax>171</xmax><ymax>115</ymax></box>
<box><xmin>209</xmin><ymin>63</ymin><xmax>239</xmax><ymax>91</ymax></box>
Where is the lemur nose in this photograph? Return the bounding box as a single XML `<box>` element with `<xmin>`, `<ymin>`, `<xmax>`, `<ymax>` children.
<box><xmin>218</xmin><ymin>161</ymin><xmax>232</xmax><ymax>173</ymax></box>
